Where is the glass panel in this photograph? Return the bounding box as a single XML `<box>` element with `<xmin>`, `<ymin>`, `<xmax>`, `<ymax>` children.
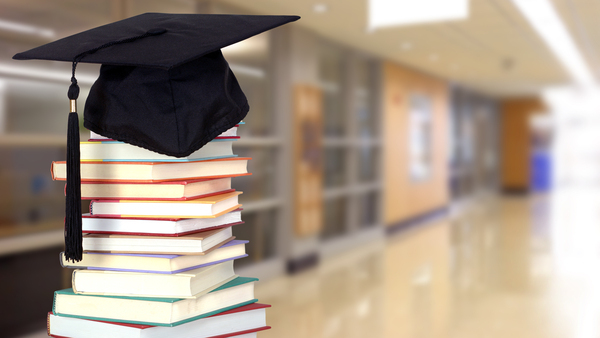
<box><xmin>4</xmin><ymin>79</ymin><xmax>92</xmax><ymax>135</ymax></box>
<box><xmin>231</xmin><ymin>146</ymin><xmax>277</xmax><ymax>204</ymax></box>
<box><xmin>223</xmin><ymin>33</ymin><xmax>272</xmax><ymax>137</ymax></box>
<box><xmin>357</xmin><ymin>146</ymin><xmax>379</xmax><ymax>182</ymax></box>
<box><xmin>319</xmin><ymin>43</ymin><xmax>345</xmax><ymax>137</ymax></box>
<box><xmin>355</xmin><ymin>58</ymin><xmax>378</xmax><ymax>139</ymax></box>
<box><xmin>234</xmin><ymin>208</ymin><xmax>278</xmax><ymax>268</ymax></box>
<box><xmin>321</xmin><ymin>196</ymin><xmax>347</xmax><ymax>239</ymax></box>
<box><xmin>357</xmin><ymin>191</ymin><xmax>379</xmax><ymax>228</ymax></box>
<box><xmin>0</xmin><ymin>147</ymin><xmax>65</xmax><ymax>228</ymax></box>
<box><xmin>324</xmin><ymin>148</ymin><xmax>346</xmax><ymax>188</ymax></box>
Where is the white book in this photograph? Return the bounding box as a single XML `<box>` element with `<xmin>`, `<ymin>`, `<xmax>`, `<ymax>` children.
<box><xmin>51</xmin><ymin>157</ymin><xmax>249</xmax><ymax>182</ymax></box>
<box><xmin>80</xmin><ymin>177</ymin><xmax>233</xmax><ymax>200</ymax></box>
<box><xmin>89</xmin><ymin>191</ymin><xmax>241</xmax><ymax>218</ymax></box>
<box><xmin>48</xmin><ymin>304</ymin><xmax>267</xmax><ymax>338</ymax></box>
<box><xmin>81</xmin><ymin>210</ymin><xmax>242</xmax><ymax>236</ymax></box>
<box><xmin>60</xmin><ymin>240</ymin><xmax>248</xmax><ymax>274</ymax></box>
<box><xmin>80</xmin><ymin>140</ymin><xmax>235</xmax><ymax>161</ymax></box>
<box><xmin>82</xmin><ymin>227</ymin><xmax>233</xmax><ymax>255</ymax></box>
<box><xmin>72</xmin><ymin>260</ymin><xmax>236</xmax><ymax>298</ymax></box>
<box><xmin>52</xmin><ymin>277</ymin><xmax>259</xmax><ymax>326</ymax></box>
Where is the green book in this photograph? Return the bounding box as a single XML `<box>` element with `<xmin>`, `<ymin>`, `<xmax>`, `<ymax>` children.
<box><xmin>53</xmin><ymin>276</ymin><xmax>258</xmax><ymax>327</ymax></box>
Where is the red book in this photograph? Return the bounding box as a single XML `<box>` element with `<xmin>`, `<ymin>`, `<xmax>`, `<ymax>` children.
<box><xmin>48</xmin><ymin>303</ymin><xmax>271</xmax><ymax>338</ymax></box>
<box><xmin>76</xmin><ymin>175</ymin><xmax>249</xmax><ymax>200</ymax></box>
<box><xmin>51</xmin><ymin>157</ymin><xmax>250</xmax><ymax>182</ymax></box>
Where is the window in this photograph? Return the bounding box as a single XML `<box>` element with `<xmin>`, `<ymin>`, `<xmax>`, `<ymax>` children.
<box><xmin>320</xmin><ymin>46</ymin><xmax>382</xmax><ymax>240</ymax></box>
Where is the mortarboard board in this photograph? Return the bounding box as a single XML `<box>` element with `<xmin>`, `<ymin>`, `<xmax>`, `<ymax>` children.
<box><xmin>13</xmin><ymin>13</ymin><xmax>300</xmax><ymax>262</ymax></box>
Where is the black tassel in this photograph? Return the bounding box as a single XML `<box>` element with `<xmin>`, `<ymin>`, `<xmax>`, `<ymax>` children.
<box><xmin>64</xmin><ymin>79</ymin><xmax>82</xmax><ymax>262</ymax></box>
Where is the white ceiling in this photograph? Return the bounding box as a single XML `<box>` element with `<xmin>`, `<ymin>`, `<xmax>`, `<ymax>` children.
<box><xmin>0</xmin><ymin>0</ymin><xmax>596</xmax><ymax>97</ymax></box>
<box><xmin>221</xmin><ymin>0</ymin><xmax>598</xmax><ymax>97</ymax></box>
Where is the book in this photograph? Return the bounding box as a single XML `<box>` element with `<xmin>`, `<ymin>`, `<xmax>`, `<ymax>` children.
<box><xmin>79</xmin><ymin>176</ymin><xmax>241</xmax><ymax>200</ymax></box>
<box><xmin>51</xmin><ymin>157</ymin><xmax>250</xmax><ymax>182</ymax></box>
<box><xmin>89</xmin><ymin>191</ymin><xmax>242</xmax><ymax>218</ymax></box>
<box><xmin>80</xmin><ymin>139</ymin><xmax>236</xmax><ymax>161</ymax></box>
<box><xmin>52</xmin><ymin>277</ymin><xmax>258</xmax><ymax>326</ymax></box>
<box><xmin>60</xmin><ymin>240</ymin><xmax>248</xmax><ymax>274</ymax></box>
<box><xmin>81</xmin><ymin>209</ymin><xmax>243</xmax><ymax>236</ymax></box>
<box><xmin>72</xmin><ymin>260</ymin><xmax>236</xmax><ymax>298</ymax></box>
<box><xmin>82</xmin><ymin>227</ymin><xmax>234</xmax><ymax>255</ymax></box>
<box><xmin>48</xmin><ymin>303</ymin><xmax>270</xmax><ymax>338</ymax></box>
<box><xmin>90</xmin><ymin>125</ymin><xmax>239</xmax><ymax>140</ymax></box>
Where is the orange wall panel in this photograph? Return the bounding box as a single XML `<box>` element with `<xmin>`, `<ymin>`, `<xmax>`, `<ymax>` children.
<box><xmin>383</xmin><ymin>62</ymin><xmax>449</xmax><ymax>226</ymax></box>
<box><xmin>500</xmin><ymin>98</ymin><xmax>546</xmax><ymax>190</ymax></box>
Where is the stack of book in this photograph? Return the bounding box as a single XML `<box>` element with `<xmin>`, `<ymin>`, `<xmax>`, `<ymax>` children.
<box><xmin>47</xmin><ymin>124</ymin><xmax>271</xmax><ymax>338</ymax></box>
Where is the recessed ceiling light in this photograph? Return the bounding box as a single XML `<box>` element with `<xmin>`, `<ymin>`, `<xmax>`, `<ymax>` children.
<box><xmin>429</xmin><ymin>54</ymin><xmax>439</xmax><ymax>61</ymax></box>
<box><xmin>401</xmin><ymin>42</ymin><xmax>413</xmax><ymax>50</ymax></box>
<box><xmin>313</xmin><ymin>3</ymin><xmax>328</xmax><ymax>14</ymax></box>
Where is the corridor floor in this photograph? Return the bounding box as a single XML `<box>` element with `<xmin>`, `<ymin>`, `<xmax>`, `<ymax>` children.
<box><xmin>256</xmin><ymin>193</ymin><xmax>600</xmax><ymax>338</ymax></box>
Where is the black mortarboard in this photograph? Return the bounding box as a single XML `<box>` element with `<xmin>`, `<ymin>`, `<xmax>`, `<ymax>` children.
<box><xmin>13</xmin><ymin>13</ymin><xmax>300</xmax><ymax>262</ymax></box>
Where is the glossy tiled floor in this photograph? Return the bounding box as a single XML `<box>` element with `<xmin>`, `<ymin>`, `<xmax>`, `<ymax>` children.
<box><xmin>255</xmin><ymin>192</ymin><xmax>600</xmax><ymax>338</ymax></box>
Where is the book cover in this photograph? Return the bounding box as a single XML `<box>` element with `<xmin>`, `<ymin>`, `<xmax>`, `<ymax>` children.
<box><xmin>52</xmin><ymin>277</ymin><xmax>259</xmax><ymax>327</ymax></box>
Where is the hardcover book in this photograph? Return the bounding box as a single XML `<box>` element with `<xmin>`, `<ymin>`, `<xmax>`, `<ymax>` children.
<box><xmin>82</xmin><ymin>226</ymin><xmax>234</xmax><ymax>255</ymax></box>
<box><xmin>72</xmin><ymin>259</ymin><xmax>237</xmax><ymax>298</ymax></box>
<box><xmin>61</xmin><ymin>240</ymin><xmax>248</xmax><ymax>274</ymax></box>
<box><xmin>78</xmin><ymin>176</ymin><xmax>243</xmax><ymax>200</ymax></box>
<box><xmin>52</xmin><ymin>277</ymin><xmax>258</xmax><ymax>326</ymax></box>
<box><xmin>80</xmin><ymin>139</ymin><xmax>236</xmax><ymax>161</ymax></box>
<box><xmin>89</xmin><ymin>191</ymin><xmax>242</xmax><ymax>218</ymax></box>
<box><xmin>51</xmin><ymin>157</ymin><xmax>250</xmax><ymax>182</ymax></box>
<box><xmin>48</xmin><ymin>303</ymin><xmax>270</xmax><ymax>338</ymax></box>
<box><xmin>81</xmin><ymin>209</ymin><xmax>243</xmax><ymax>236</ymax></box>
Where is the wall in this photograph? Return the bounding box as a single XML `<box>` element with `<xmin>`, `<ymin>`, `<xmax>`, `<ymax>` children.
<box><xmin>499</xmin><ymin>97</ymin><xmax>546</xmax><ymax>191</ymax></box>
<box><xmin>383</xmin><ymin>62</ymin><xmax>450</xmax><ymax>226</ymax></box>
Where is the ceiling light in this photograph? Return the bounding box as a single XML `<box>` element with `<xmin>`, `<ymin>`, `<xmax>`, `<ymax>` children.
<box><xmin>401</xmin><ymin>42</ymin><xmax>412</xmax><ymax>50</ymax></box>
<box><xmin>313</xmin><ymin>3</ymin><xmax>328</xmax><ymax>14</ymax></box>
<box><xmin>509</xmin><ymin>0</ymin><xmax>594</xmax><ymax>86</ymax></box>
<box><xmin>0</xmin><ymin>18</ymin><xmax>55</xmax><ymax>38</ymax></box>
<box><xmin>369</xmin><ymin>0</ymin><xmax>468</xmax><ymax>31</ymax></box>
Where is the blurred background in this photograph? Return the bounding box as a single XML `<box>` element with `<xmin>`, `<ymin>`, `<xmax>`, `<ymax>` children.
<box><xmin>1</xmin><ymin>0</ymin><xmax>600</xmax><ymax>337</ymax></box>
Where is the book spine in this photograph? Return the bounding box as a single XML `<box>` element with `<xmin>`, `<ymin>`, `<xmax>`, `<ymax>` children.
<box><xmin>58</xmin><ymin>252</ymin><xmax>65</xmax><ymax>268</ymax></box>
<box><xmin>52</xmin><ymin>291</ymin><xmax>57</xmax><ymax>314</ymax></box>
<box><xmin>46</xmin><ymin>312</ymin><xmax>51</xmax><ymax>336</ymax></box>
<box><xmin>71</xmin><ymin>270</ymin><xmax>78</xmax><ymax>293</ymax></box>
<box><xmin>50</xmin><ymin>162</ymin><xmax>57</xmax><ymax>180</ymax></box>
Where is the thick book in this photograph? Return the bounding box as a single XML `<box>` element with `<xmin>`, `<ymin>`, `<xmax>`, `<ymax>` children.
<box><xmin>52</xmin><ymin>276</ymin><xmax>258</xmax><ymax>326</ymax></box>
<box><xmin>82</xmin><ymin>227</ymin><xmax>234</xmax><ymax>255</ymax></box>
<box><xmin>90</xmin><ymin>125</ymin><xmax>239</xmax><ymax>140</ymax></box>
<box><xmin>81</xmin><ymin>209</ymin><xmax>243</xmax><ymax>236</ymax></box>
<box><xmin>60</xmin><ymin>240</ymin><xmax>248</xmax><ymax>274</ymax></box>
<box><xmin>51</xmin><ymin>157</ymin><xmax>249</xmax><ymax>182</ymax></box>
<box><xmin>48</xmin><ymin>303</ymin><xmax>269</xmax><ymax>338</ymax></box>
<box><xmin>72</xmin><ymin>259</ymin><xmax>236</xmax><ymax>298</ymax></box>
<box><xmin>78</xmin><ymin>177</ymin><xmax>243</xmax><ymax>200</ymax></box>
<box><xmin>89</xmin><ymin>191</ymin><xmax>242</xmax><ymax>218</ymax></box>
<box><xmin>80</xmin><ymin>139</ymin><xmax>236</xmax><ymax>161</ymax></box>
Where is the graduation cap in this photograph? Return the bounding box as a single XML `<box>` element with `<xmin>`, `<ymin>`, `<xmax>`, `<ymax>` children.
<box><xmin>13</xmin><ymin>13</ymin><xmax>300</xmax><ymax>262</ymax></box>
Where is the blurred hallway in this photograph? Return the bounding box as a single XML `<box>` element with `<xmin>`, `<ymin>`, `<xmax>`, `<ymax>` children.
<box><xmin>3</xmin><ymin>0</ymin><xmax>600</xmax><ymax>336</ymax></box>
<box><xmin>251</xmin><ymin>191</ymin><xmax>600</xmax><ymax>338</ymax></box>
